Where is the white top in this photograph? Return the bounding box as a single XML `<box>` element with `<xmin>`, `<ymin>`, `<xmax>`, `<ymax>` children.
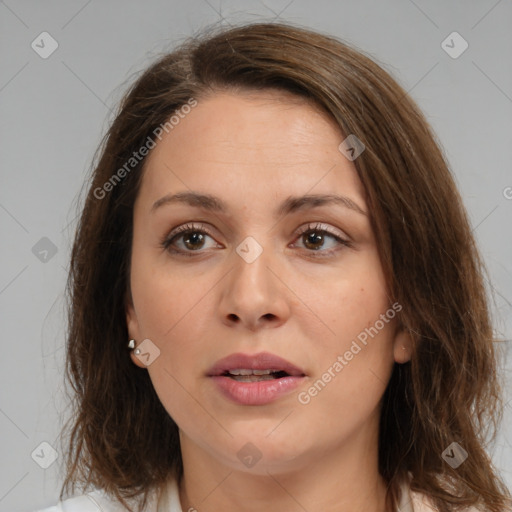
<box><xmin>34</xmin><ymin>477</ymin><xmax>479</xmax><ymax>512</ymax></box>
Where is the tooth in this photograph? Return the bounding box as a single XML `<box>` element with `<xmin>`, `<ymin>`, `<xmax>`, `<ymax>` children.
<box><xmin>252</xmin><ymin>369</ymin><xmax>274</xmax><ymax>375</ymax></box>
<box><xmin>228</xmin><ymin>369</ymin><xmax>252</xmax><ymax>376</ymax></box>
<box><xmin>231</xmin><ymin>374</ymin><xmax>277</xmax><ymax>382</ymax></box>
<box><xmin>228</xmin><ymin>369</ymin><xmax>275</xmax><ymax>376</ymax></box>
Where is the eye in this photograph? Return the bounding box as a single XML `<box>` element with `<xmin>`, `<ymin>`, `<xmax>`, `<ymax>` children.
<box><xmin>291</xmin><ymin>222</ymin><xmax>351</xmax><ymax>256</ymax></box>
<box><xmin>161</xmin><ymin>222</ymin><xmax>351</xmax><ymax>258</ymax></box>
<box><xmin>161</xmin><ymin>223</ymin><xmax>221</xmax><ymax>256</ymax></box>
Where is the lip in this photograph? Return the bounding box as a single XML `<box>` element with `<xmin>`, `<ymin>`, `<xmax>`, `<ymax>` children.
<box><xmin>207</xmin><ymin>352</ymin><xmax>306</xmax><ymax>406</ymax></box>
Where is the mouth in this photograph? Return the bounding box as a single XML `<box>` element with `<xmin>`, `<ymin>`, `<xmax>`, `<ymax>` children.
<box><xmin>220</xmin><ymin>369</ymin><xmax>293</xmax><ymax>382</ymax></box>
<box><xmin>207</xmin><ymin>352</ymin><xmax>306</xmax><ymax>405</ymax></box>
<box><xmin>207</xmin><ymin>351</ymin><xmax>306</xmax><ymax>379</ymax></box>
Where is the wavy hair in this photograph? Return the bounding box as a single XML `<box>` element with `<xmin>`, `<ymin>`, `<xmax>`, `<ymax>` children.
<box><xmin>60</xmin><ymin>21</ymin><xmax>511</xmax><ymax>512</ymax></box>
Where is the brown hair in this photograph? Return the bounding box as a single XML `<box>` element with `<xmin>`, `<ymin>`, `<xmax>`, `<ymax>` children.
<box><xmin>61</xmin><ymin>21</ymin><xmax>511</xmax><ymax>512</ymax></box>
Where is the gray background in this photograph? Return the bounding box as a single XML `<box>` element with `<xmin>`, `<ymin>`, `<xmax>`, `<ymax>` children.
<box><xmin>0</xmin><ymin>1</ymin><xmax>511</xmax><ymax>510</ymax></box>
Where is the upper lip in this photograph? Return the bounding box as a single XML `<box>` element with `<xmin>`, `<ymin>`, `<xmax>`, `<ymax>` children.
<box><xmin>207</xmin><ymin>352</ymin><xmax>306</xmax><ymax>377</ymax></box>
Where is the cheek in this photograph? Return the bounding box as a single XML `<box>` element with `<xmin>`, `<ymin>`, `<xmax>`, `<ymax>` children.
<box><xmin>130</xmin><ymin>251</ymin><xmax>209</xmax><ymax>339</ymax></box>
<box><xmin>291</xmin><ymin>251</ymin><xmax>395</xmax><ymax>405</ymax></box>
<box><xmin>130</xmin><ymin>257</ymin><xmax>218</xmax><ymax>398</ymax></box>
<box><xmin>292</xmin><ymin>250</ymin><xmax>390</xmax><ymax>350</ymax></box>
<box><xmin>134</xmin><ymin>273</ymin><xmax>214</xmax><ymax>429</ymax></box>
<box><xmin>297</xmin><ymin>322</ymin><xmax>396</xmax><ymax>441</ymax></box>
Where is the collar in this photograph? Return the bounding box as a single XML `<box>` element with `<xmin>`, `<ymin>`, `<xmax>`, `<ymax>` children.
<box><xmin>158</xmin><ymin>475</ymin><xmax>425</xmax><ymax>512</ymax></box>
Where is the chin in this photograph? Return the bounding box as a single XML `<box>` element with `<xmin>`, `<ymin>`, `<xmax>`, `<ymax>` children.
<box><xmin>210</xmin><ymin>429</ymin><xmax>314</xmax><ymax>474</ymax></box>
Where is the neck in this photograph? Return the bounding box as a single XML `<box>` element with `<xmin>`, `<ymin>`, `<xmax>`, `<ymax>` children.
<box><xmin>177</xmin><ymin>429</ymin><xmax>388</xmax><ymax>512</ymax></box>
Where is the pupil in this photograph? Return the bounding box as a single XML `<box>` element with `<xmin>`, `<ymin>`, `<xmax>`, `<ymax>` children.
<box><xmin>184</xmin><ymin>232</ymin><xmax>204</xmax><ymax>250</ymax></box>
<box><xmin>182</xmin><ymin>230</ymin><xmax>324</xmax><ymax>251</ymax></box>
<box><xmin>305</xmin><ymin>231</ymin><xmax>323</xmax><ymax>250</ymax></box>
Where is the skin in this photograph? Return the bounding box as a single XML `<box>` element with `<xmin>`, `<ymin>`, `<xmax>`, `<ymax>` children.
<box><xmin>126</xmin><ymin>90</ymin><xmax>412</xmax><ymax>512</ymax></box>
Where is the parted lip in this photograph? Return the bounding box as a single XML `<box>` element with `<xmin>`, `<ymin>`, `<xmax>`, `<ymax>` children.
<box><xmin>207</xmin><ymin>351</ymin><xmax>306</xmax><ymax>377</ymax></box>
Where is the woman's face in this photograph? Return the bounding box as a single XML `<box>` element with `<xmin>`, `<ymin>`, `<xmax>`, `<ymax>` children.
<box><xmin>127</xmin><ymin>90</ymin><xmax>411</xmax><ymax>475</ymax></box>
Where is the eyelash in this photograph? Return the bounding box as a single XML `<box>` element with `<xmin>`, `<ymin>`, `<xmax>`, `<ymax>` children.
<box><xmin>160</xmin><ymin>222</ymin><xmax>352</xmax><ymax>258</ymax></box>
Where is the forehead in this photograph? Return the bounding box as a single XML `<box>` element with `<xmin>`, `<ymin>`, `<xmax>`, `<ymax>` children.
<box><xmin>138</xmin><ymin>90</ymin><xmax>366</xmax><ymax>209</ymax></box>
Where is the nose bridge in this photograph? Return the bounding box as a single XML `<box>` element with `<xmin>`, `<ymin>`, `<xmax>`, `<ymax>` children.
<box><xmin>231</xmin><ymin>234</ymin><xmax>274</xmax><ymax>302</ymax></box>
<box><xmin>219</xmin><ymin>232</ymin><xmax>289</xmax><ymax>328</ymax></box>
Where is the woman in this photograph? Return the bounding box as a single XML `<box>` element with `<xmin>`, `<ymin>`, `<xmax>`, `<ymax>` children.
<box><xmin>36</xmin><ymin>22</ymin><xmax>510</xmax><ymax>512</ymax></box>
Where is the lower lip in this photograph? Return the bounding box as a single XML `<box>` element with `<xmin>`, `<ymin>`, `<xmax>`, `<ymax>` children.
<box><xmin>210</xmin><ymin>375</ymin><xmax>304</xmax><ymax>405</ymax></box>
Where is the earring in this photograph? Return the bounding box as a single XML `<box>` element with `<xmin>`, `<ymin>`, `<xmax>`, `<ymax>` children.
<box><xmin>128</xmin><ymin>339</ymin><xmax>141</xmax><ymax>355</ymax></box>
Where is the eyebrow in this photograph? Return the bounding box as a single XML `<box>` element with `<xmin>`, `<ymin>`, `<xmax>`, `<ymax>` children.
<box><xmin>151</xmin><ymin>191</ymin><xmax>368</xmax><ymax>217</ymax></box>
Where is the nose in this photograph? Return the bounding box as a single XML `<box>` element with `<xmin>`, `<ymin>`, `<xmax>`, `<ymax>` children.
<box><xmin>218</xmin><ymin>241</ymin><xmax>291</xmax><ymax>331</ymax></box>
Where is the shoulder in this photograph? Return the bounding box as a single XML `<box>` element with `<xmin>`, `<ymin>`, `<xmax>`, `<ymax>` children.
<box><xmin>399</xmin><ymin>474</ymin><xmax>481</xmax><ymax>512</ymax></box>
<box><xmin>32</xmin><ymin>479</ymin><xmax>183</xmax><ymax>512</ymax></box>
<box><xmin>32</xmin><ymin>488</ymin><xmax>160</xmax><ymax>512</ymax></box>
<box><xmin>409</xmin><ymin>488</ymin><xmax>482</xmax><ymax>512</ymax></box>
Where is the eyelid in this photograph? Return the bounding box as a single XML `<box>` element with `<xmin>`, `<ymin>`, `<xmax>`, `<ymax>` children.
<box><xmin>167</xmin><ymin>222</ymin><xmax>216</xmax><ymax>240</ymax></box>
<box><xmin>161</xmin><ymin>221</ymin><xmax>352</xmax><ymax>256</ymax></box>
<box><xmin>290</xmin><ymin>222</ymin><xmax>352</xmax><ymax>257</ymax></box>
<box><xmin>165</xmin><ymin>221</ymin><xmax>349</xmax><ymax>242</ymax></box>
<box><xmin>161</xmin><ymin>222</ymin><xmax>220</xmax><ymax>250</ymax></box>
<box><xmin>294</xmin><ymin>222</ymin><xmax>349</xmax><ymax>242</ymax></box>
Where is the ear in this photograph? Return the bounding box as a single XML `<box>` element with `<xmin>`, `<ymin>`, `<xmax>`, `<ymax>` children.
<box><xmin>126</xmin><ymin>296</ymin><xmax>146</xmax><ymax>369</ymax></box>
<box><xmin>393</xmin><ymin>328</ymin><xmax>413</xmax><ymax>364</ymax></box>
